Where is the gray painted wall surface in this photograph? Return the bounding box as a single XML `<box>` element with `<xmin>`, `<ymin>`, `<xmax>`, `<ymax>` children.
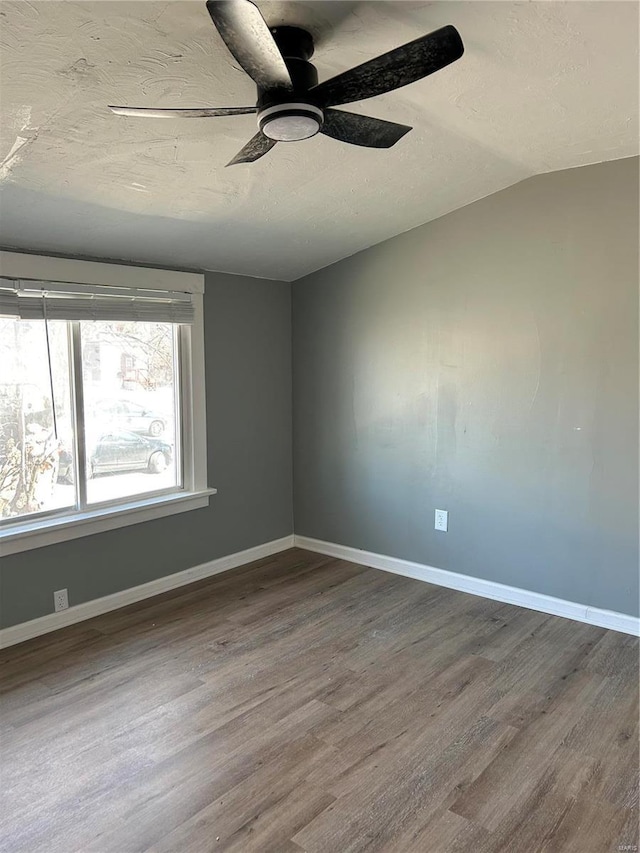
<box><xmin>293</xmin><ymin>157</ymin><xmax>639</xmax><ymax>616</ymax></box>
<box><xmin>1</xmin><ymin>272</ymin><xmax>293</xmax><ymax>628</ymax></box>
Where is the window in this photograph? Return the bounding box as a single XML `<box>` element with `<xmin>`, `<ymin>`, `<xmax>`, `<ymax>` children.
<box><xmin>0</xmin><ymin>252</ymin><xmax>212</xmax><ymax>555</ymax></box>
<box><xmin>0</xmin><ymin>318</ymin><xmax>75</xmax><ymax>519</ymax></box>
<box><xmin>81</xmin><ymin>320</ymin><xmax>180</xmax><ymax>504</ymax></box>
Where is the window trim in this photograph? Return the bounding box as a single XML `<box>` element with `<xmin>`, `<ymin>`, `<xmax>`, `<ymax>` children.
<box><xmin>0</xmin><ymin>489</ymin><xmax>217</xmax><ymax>556</ymax></box>
<box><xmin>0</xmin><ymin>251</ymin><xmax>213</xmax><ymax>555</ymax></box>
<box><xmin>0</xmin><ymin>251</ymin><xmax>204</xmax><ymax>294</ymax></box>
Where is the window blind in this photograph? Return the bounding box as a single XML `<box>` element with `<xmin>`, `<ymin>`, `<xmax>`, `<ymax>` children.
<box><xmin>0</xmin><ymin>278</ymin><xmax>194</xmax><ymax>324</ymax></box>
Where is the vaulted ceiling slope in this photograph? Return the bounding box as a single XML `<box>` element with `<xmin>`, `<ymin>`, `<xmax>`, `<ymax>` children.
<box><xmin>0</xmin><ymin>1</ymin><xmax>638</xmax><ymax>281</ymax></box>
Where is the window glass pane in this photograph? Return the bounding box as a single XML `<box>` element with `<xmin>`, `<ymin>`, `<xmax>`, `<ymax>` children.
<box><xmin>80</xmin><ymin>321</ymin><xmax>180</xmax><ymax>505</ymax></box>
<box><xmin>0</xmin><ymin>318</ymin><xmax>75</xmax><ymax>521</ymax></box>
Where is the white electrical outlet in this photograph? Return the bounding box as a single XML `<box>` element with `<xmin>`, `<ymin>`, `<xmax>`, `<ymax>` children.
<box><xmin>435</xmin><ymin>509</ymin><xmax>449</xmax><ymax>532</ymax></box>
<box><xmin>54</xmin><ymin>589</ymin><xmax>69</xmax><ymax>612</ymax></box>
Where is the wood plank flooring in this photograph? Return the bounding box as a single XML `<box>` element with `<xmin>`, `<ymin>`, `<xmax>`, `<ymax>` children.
<box><xmin>0</xmin><ymin>548</ymin><xmax>638</xmax><ymax>852</ymax></box>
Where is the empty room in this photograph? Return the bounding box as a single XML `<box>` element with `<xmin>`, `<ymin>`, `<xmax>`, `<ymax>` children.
<box><xmin>0</xmin><ymin>1</ymin><xmax>638</xmax><ymax>851</ymax></box>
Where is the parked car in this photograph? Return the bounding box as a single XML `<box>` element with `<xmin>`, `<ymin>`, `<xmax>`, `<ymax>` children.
<box><xmin>90</xmin><ymin>430</ymin><xmax>172</xmax><ymax>476</ymax></box>
<box><xmin>90</xmin><ymin>399</ymin><xmax>168</xmax><ymax>437</ymax></box>
<box><xmin>57</xmin><ymin>430</ymin><xmax>172</xmax><ymax>482</ymax></box>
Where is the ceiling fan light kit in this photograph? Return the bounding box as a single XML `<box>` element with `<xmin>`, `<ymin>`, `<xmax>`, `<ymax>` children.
<box><xmin>258</xmin><ymin>103</ymin><xmax>324</xmax><ymax>141</ymax></box>
<box><xmin>109</xmin><ymin>0</ymin><xmax>464</xmax><ymax>166</ymax></box>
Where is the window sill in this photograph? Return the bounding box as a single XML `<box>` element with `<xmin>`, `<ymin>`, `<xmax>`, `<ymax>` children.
<box><xmin>0</xmin><ymin>488</ymin><xmax>217</xmax><ymax>556</ymax></box>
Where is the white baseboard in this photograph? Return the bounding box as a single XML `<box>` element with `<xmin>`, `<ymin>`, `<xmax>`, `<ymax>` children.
<box><xmin>0</xmin><ymin>535</ymin><xmax>295</xmax><ymax>649</ymax></box>
<box><xmin>294</xmin><ymin>535</ymin><xmax>640</xmax><ymax>637</ymax></box>
<box><xmin>4</xmin><ymin>532</ymin><xmax>637</xmax><ymax>647</ymax></box>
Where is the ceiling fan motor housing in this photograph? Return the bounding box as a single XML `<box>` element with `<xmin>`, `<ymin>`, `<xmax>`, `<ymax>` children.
<box><xmin>257</xmin><ymin>26</ymin><xmax>324</xmax><ymax>141</ymax></box>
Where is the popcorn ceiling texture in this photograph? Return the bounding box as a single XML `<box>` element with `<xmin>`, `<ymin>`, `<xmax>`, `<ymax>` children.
<box><xmin>0</xmin><ymin>1</ymin><xmax>638</xmax><ymax>280</ymax></box>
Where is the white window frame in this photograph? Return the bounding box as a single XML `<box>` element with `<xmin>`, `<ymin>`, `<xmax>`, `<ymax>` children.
<box><xmin>0</xmin><ymin>251</ymin><xmax>215</xmax><ymax>556</ymax></box>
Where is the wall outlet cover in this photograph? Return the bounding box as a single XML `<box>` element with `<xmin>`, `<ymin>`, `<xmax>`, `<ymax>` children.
<box><xmin>54</xmin><ymin>589</ymin><xmax>69</xmax><ymax>612</ymax></box>
<box><xmin>435</xmin><ymin>509</ymin><xmax>448</xmax><ymax>532</ymax></box>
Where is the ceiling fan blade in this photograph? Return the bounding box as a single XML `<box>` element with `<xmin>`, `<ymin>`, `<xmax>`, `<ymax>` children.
<box><xmin>311</xmin><ymin>25</ymin><xmax>463</xmax><ymax>107</ymax></box>
<box><xmin>227</xmin><ymin>131</ymin><xmax>277</xmax><ymax>166</ymax></box>
<box><xmin>109</xmin><ymin>106</ymin><xmax>257</xmax><ymax>118</ymax></box>
<box><xmin>206</xmin><ymin>0</ymin><xmax>293</xmax><ymax>91</ymax></box>
<box><xmin>321</xmin><ymin>109</ymin><xmax>411</xmax><ymax>148</ymax></box>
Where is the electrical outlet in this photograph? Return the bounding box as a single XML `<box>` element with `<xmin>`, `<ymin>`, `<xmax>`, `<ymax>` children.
<box><xmin>435</xmin><ymin>509</ymin><xmax>448</xmax><ymax>532</ymax></box>
<box><xmin>54</xmin><ymin>589</ymin><xmax>69</xmax><ymax>612</ymax></box>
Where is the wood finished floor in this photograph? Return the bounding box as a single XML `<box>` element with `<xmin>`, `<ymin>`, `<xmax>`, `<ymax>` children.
<box><xmin>0</xmin><ymin>548</ymin><xmax>638</xmax><ymax>853</ymax></box>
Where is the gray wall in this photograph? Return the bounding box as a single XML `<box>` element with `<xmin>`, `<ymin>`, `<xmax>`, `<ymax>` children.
<box><xmin>3</xmin><ymin>158</ymin><xmax>638</xmax><ymax>629</ymax></box>
<box><xmin>293</xmin><ymin>157</ymin><xmax>639</xmax><ymax>616</ymax></box>
<box><xmin>1</xmin><ymin>271</ymin><xmax>293</xmax><ymax>628</ymax></box>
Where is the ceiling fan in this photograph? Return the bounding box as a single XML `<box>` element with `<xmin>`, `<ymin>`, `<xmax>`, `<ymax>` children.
<box><xmin>109</xmin><ymin>0</ymin><xmax>464</xmax><ymax>166</ymax></box>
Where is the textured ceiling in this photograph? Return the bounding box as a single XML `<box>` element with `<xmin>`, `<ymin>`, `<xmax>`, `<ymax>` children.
<box><xmin>0</xmin><ymin>1</ymin><xmax>638</xmax><ymax>280</ymax></box>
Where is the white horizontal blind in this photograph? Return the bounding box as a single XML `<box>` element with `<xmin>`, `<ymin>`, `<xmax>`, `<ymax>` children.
<box><xmin>0</xmin><ymin>278</ymin><xmax>194</xmax><ymax>324</ymax></box>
